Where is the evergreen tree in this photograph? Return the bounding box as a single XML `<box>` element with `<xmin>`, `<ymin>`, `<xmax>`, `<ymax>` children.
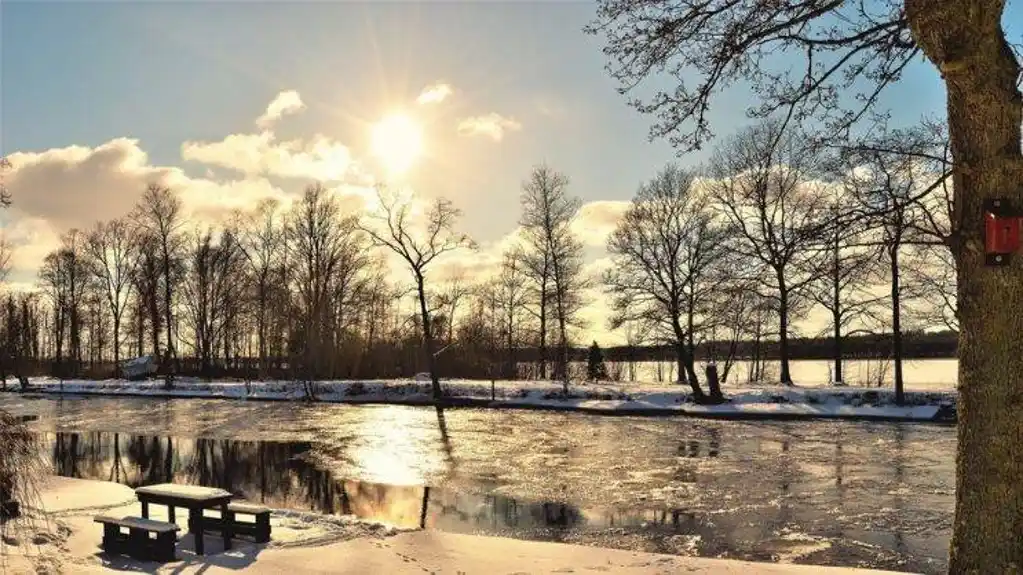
<box><xmin>587</xmin><ymin>341</ymin><xmax>608</xmax><ymax>381</ymax></box>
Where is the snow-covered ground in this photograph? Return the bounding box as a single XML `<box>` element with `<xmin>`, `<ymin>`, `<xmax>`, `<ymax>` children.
<box><xmin>1</xmin><ymin>476</ymin><xmax>919</xmax><ymax>574</ymax></box>
<box><xmin>3</xmin><ymin>376</ymin><xmax>956</xmax><ymax>422</ymax></box>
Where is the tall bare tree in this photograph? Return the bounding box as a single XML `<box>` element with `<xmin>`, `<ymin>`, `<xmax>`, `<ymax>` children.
<box><xmin>588</xmin><ymin>0</ymin><xmax>1022</xmax><ymax>565</ymax></box>
<box><xmin>181</xmin><ymin>229</ymin><xmax>244</xmax><ymax>376</ymax></box>
<box><xmin>519</xmin><ymin>165</ymin><xmax>586</xmax><ymax>391</ymax></box>
<box><xmin>605</xmin><ymin>165</ymin><xmax>725</xmax><ymax>402</ymax></box>
<box><xmin>236</xmin><ymin>199</ymin><xmax>284</xmax><ymax>377</ymax></box>
<box><xmin>86</xmin><ymin>219</ymin><xmax>137</xmax><ymax>376</ymax></box>
<box><xmin>809</xmin><ymin>196</ymin><xmax>884</xmax><ymax>386</ymax></box>
<box><xmin>288</xmin><ymin>184</ymin><xmax>370</xmax><ymax>384</ymax></box>
<box><xmin>39</xmin><ymin>231</ymin><xmax>91</xmax><ymax>376</ymax></box>
<box><xmin>135</xmin><ymin>184</ymin><xmax>184</xmax><ymax>386</ymax></box>
<box><xmin>495</xmin><ymin>253</ymin><xmax>530</xmax><ymax>378</ymax></box>
<box><xmin>359</xmin><ymin>188</ymin><xmax>474</xmax><ymax>401</ymax></box>
<box><xmin>706</xmin><ymin>121</ymin><xmax>830</xmax><ymax>385</ymax></box>
<box><xmin>843</xmin><ymin>144</ymin><xmax>943</xmax><ymax>403</ymax></box>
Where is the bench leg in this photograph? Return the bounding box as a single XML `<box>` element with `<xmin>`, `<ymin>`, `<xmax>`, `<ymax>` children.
<box><xmin>101</xmin><ymin>524</ymin><xmax>122</xmax><ymax>553</ymax></box>
<box><xmin>155</xmin><ymin>531</ymin><xmax>177</xmax><ymax>563</ymax></box>
<box><xmin>189</xmin><ymin>508</ymin><xmax>205</xmax><ymax>556</ymax></box>
<box><xmin>221</xmin><ymin>503</ymin><xmax>232</xmax><ymax>551</ymax></box>
<box><xmin>168</xmin><ymin>505</ymin><xmax>175</xmax><ymax>524</ymax></box>
<box><xmin>127</xmin><ymin>528</ymin><xmax>149</xmax><ymax>561</ymax></box>
<box><xmin>141</xmin><ymin>500</ymin><xmax>149</xmax><ymax>519</ymax></box>
<box><xmin>255</xmin><ymin>513</ymin><xmax>271</xmax><ymax>543</ymax></box>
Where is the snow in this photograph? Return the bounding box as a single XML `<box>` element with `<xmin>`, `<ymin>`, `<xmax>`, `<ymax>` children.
<box><xmin>4</xmin><ymin>377</ymin><xmax>956</xmax><ymax>422</ymax></box>
<box><xmin>3</xmin><ymin>476</ymin><xmax>919</xmax><ymax>575</ymax></box>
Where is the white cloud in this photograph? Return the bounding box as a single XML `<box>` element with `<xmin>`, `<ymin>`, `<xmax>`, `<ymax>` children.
<box><xmin>416</xmin><ymin>83</ymin><xmax>453</xmax><ymax>105</ymax></box>
<box><xmin>3</xmin><ymin>216</ymin><xmax>61</xmax><ymax>280</ymax></box>
<box><xmin>184</xmin><ymin>91</ymin><xmax>360</xmax><ymax>182</ymax></box>
<box><xmin>182</xmin><ymin>132</ymin><xmax>357</xmax><ymax>182</ymax></box>
<box><xmin>571</xmin><ymin>200</ymin><xmax>630</xmax><ymax>247</ymax></box>
<box><xmin>5</xmin><ymin>138</ymin><xmax>166</xmax><ymax>229</ymax></box>
<box><xmin>1</xmin><ymin>138</ymin><xmax>291</xmax><ymax>283</ymax></box>
<box><xmin>255</xmin><ymin>90</ymin><xmax>305</xmax><ymax>129</ymax></box>
<box><xmin>456</xmin><ymin>113</ymin><xmax>522</xmax><ymax>142</ymax></box>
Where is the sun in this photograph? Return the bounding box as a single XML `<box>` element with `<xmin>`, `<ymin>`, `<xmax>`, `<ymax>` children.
<box><xmin>371</xmin><ymin>113</ymin><xmax>423</xmax><ymax>176</ymax></box>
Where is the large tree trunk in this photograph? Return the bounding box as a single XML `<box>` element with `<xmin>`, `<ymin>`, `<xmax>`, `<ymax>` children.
<box><xmin>777</xmin><ymin>283</ymin><xmax>793</xmax><ymax>386</ymax></box>
<box><xmin>673</xmin><ymin>317</ymin><xmax>705</xmax><ymax>400</ymax></box>
<box><xmin>538</xmin><ymin>285</ymin><xmax>547</xmax><ymax>380</ymax></box>
<box><xmin>113</xmin><ymin>314</ymin><xmax>121</xmax><ymax>378</ymax></box>
<box><xmin>832</xmin><ymin>231</ymin><xmax>844</xmax><ymax>385</ymax></box>
<box><xmin>906</xmin><ymin>0</ymin><xmax>1023</xmax><ymax>570</ymax></box>
<box><xmin>889</xmin><ymin>239</ymin><xmax>905</xmax><ymax>404</ymax></box>
<box><xmin>416</xmin><ymin>274</ymin><xmax>443</xmax><ymax>402</ymax></box>
<box><xmin>832</xmin><ymin>308</ymin><xmax>843</xmax><ymax>385</ymax></box>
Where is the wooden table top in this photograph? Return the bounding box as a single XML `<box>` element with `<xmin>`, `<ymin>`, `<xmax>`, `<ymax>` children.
<box><xmin>135</xmin><ymin>483</ymin><xmax>232</xmax><ymax>503</ymax></box>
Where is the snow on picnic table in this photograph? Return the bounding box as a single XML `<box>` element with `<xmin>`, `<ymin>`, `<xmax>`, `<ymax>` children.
<box><xmin>9</xmin><ymin>376</ymin><xmax>956</xmax><ymax>421</ymax></box>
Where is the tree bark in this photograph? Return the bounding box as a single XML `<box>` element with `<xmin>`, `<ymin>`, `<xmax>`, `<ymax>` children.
<box><xmin>162</xmin><ymin>243</ymin><xmax>176</xmax><ymax>389</ymax></box>
<box><xmin>890</xmin><ymin>240</ymin><xmax>905</xmax><ymax>404</ymax></box>
<box><xmin>832</xmin><ymin>229</ymin><xmax>844</xmax><ymax>385</ymax></box>
<box><xmin>416</xmin><ymin>273</ymin><xmax>443</xmax><ymax>402</ymax></box>
<box><xmin>673</xmin><ymin>317</ymin><xmax>705</xmax><ymax>400</ymax></box>
<box><xmin>905</xmin><ymin>0</ymin><xmax>1023</xmax><ymax>570</ymax></box>
<box><xmin>113</xmin><ymin>314</ymin><xmax>121</xmax><ymax>378</ymax></box>
<box><xmin>538</xmin><ymin>285</ymin><xmax>547</xmax><ymax>380</ymax></box>
<box><xmin>777</xmin><ymin>272</ymin><xmax>793</xmax><ymax>385</ymax></box>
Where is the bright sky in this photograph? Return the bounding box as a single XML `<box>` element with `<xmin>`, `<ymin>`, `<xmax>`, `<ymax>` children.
<box><xmin>2</xmin><ymin>2</ymin><xmax>1019</xmax><ymax>343</ymax></box>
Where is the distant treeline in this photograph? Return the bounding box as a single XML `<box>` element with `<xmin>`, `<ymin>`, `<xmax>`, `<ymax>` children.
<box><xmin>521</xmin><ymin>330</ymin><xmax>959</xmax><ymax>363</ymax></box>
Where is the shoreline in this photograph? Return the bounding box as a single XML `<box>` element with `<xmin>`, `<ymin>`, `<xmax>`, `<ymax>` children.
<box><xmin>2</xmin><ymin>378</ymin><xmax>957</xmax><ymax>423</ymax></box>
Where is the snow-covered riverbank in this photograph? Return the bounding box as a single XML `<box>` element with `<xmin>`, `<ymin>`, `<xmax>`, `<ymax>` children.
<box><xmin>3</xmin><ymin>377</ymin><xmax>956</xmax><ymax>422</ymax></box>
<box><xmin>1</xmin><ymin>476</ymin><xmax>920</xmax><ymax>574</ymax></box>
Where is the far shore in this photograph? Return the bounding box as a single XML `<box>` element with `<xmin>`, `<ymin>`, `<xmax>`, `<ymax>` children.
<box><xmin>2</xmin><ymin>377</ymin><xmax>957</xmax><ymax>423</ymax></box>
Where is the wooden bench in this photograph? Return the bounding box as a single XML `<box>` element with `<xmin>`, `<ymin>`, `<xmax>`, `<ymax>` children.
<box><xmin>202</xmin><ymin>502</ymin><xmax>272</xmax><ymax>543</ymax></box>
<box><xmin>94</xmin><ymin>515</ymin><xmax>180</xmax><ymax>563</ymax></box>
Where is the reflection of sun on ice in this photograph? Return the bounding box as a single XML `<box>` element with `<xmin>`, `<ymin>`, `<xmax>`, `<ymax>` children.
<box><xmin>371</xmin><ymin>113</ymin><xmax>423</xmax><ymax>176</ymax></box>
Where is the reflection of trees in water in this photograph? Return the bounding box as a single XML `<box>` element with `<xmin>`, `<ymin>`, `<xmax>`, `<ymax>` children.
<box><xmin>424</xmin><ymin>488</ymin><xmax>583</xmax><ymax>538</ymax></box>
<box><xmin>49</xmin><ymin>431</ymin><xmax>657</xmax><ymax>539</ymax></box>
<box><xmin>892</xmin><ymin>425</ymin><xmax>906</xmax><ymax>555</ymax></box>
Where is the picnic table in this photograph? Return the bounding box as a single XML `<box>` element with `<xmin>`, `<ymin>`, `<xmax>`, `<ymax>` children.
<box><xmin>134</xmin><ymin>483</ymin><xmax>233</xmax><ymax>556</ymax></box>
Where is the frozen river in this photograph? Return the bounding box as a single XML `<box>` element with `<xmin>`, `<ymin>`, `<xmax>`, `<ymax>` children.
<box><xmin>1</xmin><ymin>393</ymin><xmax>954</xmax><ymax>573</ymax></box>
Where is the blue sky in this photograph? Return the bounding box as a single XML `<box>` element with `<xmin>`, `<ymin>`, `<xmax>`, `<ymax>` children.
<box><xmin>2</xmin><ymin>1</ymin><xmax>1020</xmax><ymax>339</ymax></box>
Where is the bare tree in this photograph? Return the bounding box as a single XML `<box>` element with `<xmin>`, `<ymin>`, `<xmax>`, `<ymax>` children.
<box><xmin>130</xmin><ymin>232</ymin><xmax>163</xmax><ymax>359</ymax></box>
<box><xmin>705</xmin><ymin>276</ymin><xmax>767</xmax><ymax>385</ymax></box>
<box><xmin>181</xmin><ymin>229</ymin><xmax>244</xmax><ymax>376</ymax></box>
<box><xmin>495</xmin><ymin>253</ymin><xmax>530</xmax><ymax>378</ymax></box>
<box><xmin>606</xmin><ymin>165</ymin><xmax>725</xmax><ymax>402</ymax></box>
<box><xmin>588</xmin><ymin>0</ymin><xmax>1022</xmax><ymax>564</ymax></box>
<box><xmin>435</xmin><ymin>274</ymin><xmax>471</xmax><ymax>344</ymax></box>
<box><xmin>287</xmin><ymin>184</ymin><xmax>370</xmax><ymax>386</ymax></box>
<box><xmin>706</xmin><ymin>121</ymin><xmax>830</xmax><ymax>385</ymax></box>
<box><xmin>519</xmin><ymin>165</ymin><xmax>586</xmax><ymax>392</ymax></box>
<box><xmin>86</xmin><ymin>219</ymin><xmax>137</xmax><ymax>376</ymax></box>
<box><xmin>236</xmin><ymin>199</ymin><xmax>284</xmax><ymax>377</ymax></box>
<box><xmin>39</xmin><ymin>231</ymin><xmax>91</xmax><ymax>377</ymax></box>
<box><xmin>809</xmin><ymin>196</ymin><xmax>885</xmax><ymax>386</ymax></box>
<box><xmin>843</xmin><ymin>145</ymin><xmax>940</xmax><ymax>404</ymax></box>
<box><xmin>359</xmin><ymin>188</ymin><xmax>474</xmax><ymax>401</ymax></box>
<box><xmin>844</xmin><ymin>121</ymin><xmax>958</xmax><ymax>333</ymax></box>
<box><xmin>135</xmin><ymin>185</ymin><xmax>184</xmax><ymax>387</ymax></box>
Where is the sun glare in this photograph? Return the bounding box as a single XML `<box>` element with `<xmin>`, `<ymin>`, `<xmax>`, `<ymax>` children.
<box><xmin>371</xmin><ymin>113</ymin><xmax>423</xmax><ymax>176</ymax></box>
